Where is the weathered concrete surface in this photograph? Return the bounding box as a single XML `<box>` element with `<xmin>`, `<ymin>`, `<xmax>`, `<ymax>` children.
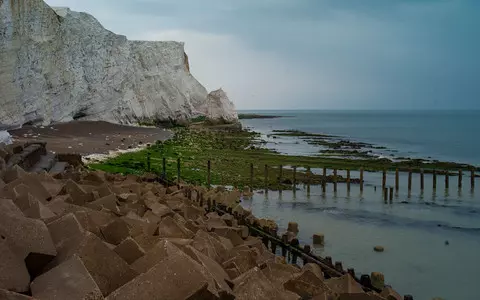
<box><xmin>0</xmin><ymin>239</ymin><xmax>30</xmax><ymax>293</ymax></box>
<box><xmin>31</xmin><ymin>255</ymin><xmax>104</xmax><ymax>300</ymax></box>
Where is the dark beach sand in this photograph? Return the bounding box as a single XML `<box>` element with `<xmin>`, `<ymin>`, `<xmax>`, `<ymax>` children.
<box><xmin>9</xmin><ymin>121</ymin><xmax>172</xmax><ymax>155</ymax></box>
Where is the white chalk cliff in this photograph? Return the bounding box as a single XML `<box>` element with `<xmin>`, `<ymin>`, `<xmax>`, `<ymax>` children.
<box><xmin>0</xmin><ymin>0</ymin><xmax>238</xmax><ymax>126</ymax></box>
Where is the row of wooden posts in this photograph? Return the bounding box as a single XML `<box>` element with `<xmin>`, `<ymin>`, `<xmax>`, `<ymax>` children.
<box><xmin>146</xmin><ymin>154</ymin><xmax>476</xmax><ymax>192</ymax></box>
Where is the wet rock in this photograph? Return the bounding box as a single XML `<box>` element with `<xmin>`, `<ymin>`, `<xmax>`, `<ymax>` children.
<box><xmin>373</xmin><ymin>246</ymin><xmax>384</xmax><ymax>252</ymax></box>
<box><xmin>0</xmin><ymin>239</ymin><xmax>30</xmax><ymax>293</ymax></box>
<box><xmin>31</xmin><ymin>255</ymin><xmax>103</xmax><ymax>300</ymax></box>
<box><xmin>113</xmin><ymin>237</ymin><xmax>145</xmax><ymax>264</ymax></box>
<box><xmin>106</xmin><ymin>246</ymin><xmax>214</xmax><ymax>300</ymax></box>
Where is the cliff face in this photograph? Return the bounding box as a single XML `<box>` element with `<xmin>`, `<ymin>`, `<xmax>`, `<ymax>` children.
<box><xmin>0</xmin><ymin>0</ymin><xmax>237</xmax><ymax>126</ymax></box>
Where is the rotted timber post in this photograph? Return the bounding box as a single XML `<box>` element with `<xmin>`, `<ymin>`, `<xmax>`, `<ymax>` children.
<box><xmin>382</xmin><ymin>169</ymin><xmax>386</xmax><ymax>191</ymax></box>
<box><xmin>346</xmin><ymin>169</ymin><xmax>351</xmax><ymax>192</ymax></box>
<box><xmin>395</xmin><ymin>168</ymin><xmax>399</xmax><ymax>191</ymax></box>
<box><xmin>279</xmin><ymin>165</ymin><xmax>283</xmax><ymax>191</ymax></box>
<box><xmin>445</xmin><ymin>170</ymin><xmax>449</xmax><ymax>190</ymax></box>
<box><xmin>408</xmin><ymin>169</ymin><xmax>412</xmax><ymax>192</ymax></box>
<box><xmin>420</xmin><ymin>169</ymin><xmax>424</xmax><ymax>191</ymax></box>
<box><xmin>333</xmin><ymin>169</ymin><xmax>338</xmax><ymax>193</ymax></box>
<box><xmin>292</xmin><ymin>166</ymin><xmax>297</xmax><ymax>187</ymax></box>
<box><xmin>207</xmin><ymin>160</ymin><xmax>211</xmax><ymax>189</ymax></box>
<box><xmin>433</xmin><ymin>169</ymin><xmax>437</xmax><ymax>189</ymax></box>
<box><xmin>264</xmin><ymin>164</ymin><xmax>268</xmax><ymax>192</ymax></box>
<box><xmin>471</xmin><ymin>169</ymin><xmax>475</xmax><ymax>190</ymax></box>
<box><xmin>249</xmin><ymin>163</ymin><xmax>254</xmax><ymax>192</ymax></box>
<box><xmin>322</xmin><ymin>167</ymin><xmax>327</xmax><ymax>193</ymax></box>
<box><xmin>176</xmin><ymin>158</ymin><xmax>181</xmax><ymax>186</ymax></box>
<box><xmin>360</xmin><ymin>168</ymin><xmax>364</xmax><ymax>192</ymax></box>
<box><xmin>307</xmin><ymin>166</ymin><xmax>311</xmax><ymax>195</ymax></box>
<box><xmin>458</xmin><ymin>169</ymin><xmax>463</xmax><ymax>189</ymax></box>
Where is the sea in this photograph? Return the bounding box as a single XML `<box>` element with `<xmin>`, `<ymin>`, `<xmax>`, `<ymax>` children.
<box><xmin>239</xmin><ymin>110</ymin><xmax>480</xmax><ymax>300</ymax></box>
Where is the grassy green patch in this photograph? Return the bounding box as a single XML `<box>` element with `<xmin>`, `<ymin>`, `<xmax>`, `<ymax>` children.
<box><xmin>89</xmin><ymin>128</ymin><xmax>477</xmax><ymax>189</ymax></box>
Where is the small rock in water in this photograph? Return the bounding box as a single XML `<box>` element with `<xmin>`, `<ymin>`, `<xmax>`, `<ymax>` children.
<box><xmin>445</xmin><ymin>240</ymin><xmax>449</xmax><ymax>245</ymax></box>
<box><xmin>374</xmin><ymin>246</ymin><xmax>384</xmax><ymax>252</ymax></box>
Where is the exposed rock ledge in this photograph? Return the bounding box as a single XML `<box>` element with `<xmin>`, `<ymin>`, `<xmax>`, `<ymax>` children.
<box><xmin>0</xmin><ymin>0</ymin><xmax>238</xmax><ymax>127</ymax></box>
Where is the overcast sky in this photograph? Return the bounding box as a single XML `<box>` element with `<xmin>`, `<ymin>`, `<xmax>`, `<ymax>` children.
<box><xmin>44</xmin><ymin>0</ymin><xmax>480</xmax><ymax>110</ymax></box>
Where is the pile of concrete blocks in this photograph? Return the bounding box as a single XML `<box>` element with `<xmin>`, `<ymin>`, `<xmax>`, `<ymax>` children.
<box><xmin>0</xmin><ymin>142</ymin><xmax>76</xmax><ymax>176</ymax></box>
<box><xmin>0</xmin><ymin>164</ymin><xmax>401</xmax><ymax>299</ymax></box>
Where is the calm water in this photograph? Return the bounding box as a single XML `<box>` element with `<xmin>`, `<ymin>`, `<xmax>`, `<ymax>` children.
<box><xmin>240</xmin><ymin>110</ymin><xmax>480</xmax><ymax>166</ymax></box>
<box><xmin>239</xmin><ymin>110</ymin><xmax>480</xmax><ymax>300</ymax></box>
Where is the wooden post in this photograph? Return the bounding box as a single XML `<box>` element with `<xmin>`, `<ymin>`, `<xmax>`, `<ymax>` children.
<box><xmin>389</xmin><ymin>187</ymin><xmax>394</xmax><ymax>201</ymax></box>
<box><xmin>420</xmin><ymin>169</ymin><xmax>424</xmax><ymax>190</ymax></box>
<box><xmin>383</xmin><ymin>188</ymin><xmax>388</xmax><ymax>202</ymax></box>
<box><xmin>176</xmin><ymin>158</ymin><xmax>181</xmax><ymax>186</ymax></box>
<box><xmin>162</xmin><ymin>157</ymin><xmax>166</xmax><ymax>179</ymax></box>
<box><xmin>292</xmin><ymin>166</ymin><xmax>297</xmax><ymax>186</ymax></box>
<box><xmin>458</xmin><ymin>170</ymin><xmax>463</xmax><ymax>189</ymax></box>
<box><xmin>322</xmin><ymin>167</ymin><xmax>327</xmax><ymax>193</ymax></box>
<box><xmin>249</xmin><ymin>163</ymin><xmax>254</xmax><ymax>191</ymax></box>
<box><xmin>346</xmin><ymin>169</ymin><xmax>351</xmax><ymax>191</ymax></box>
<box><xmin>360</xmin><ymin>168</ymin><xmax>364</xmax><ymax>192</ymax></box>
<box><xmin>264</xmin><ymin>164</ymin><xmax>268</xmax><ymax>191</ymax></box>
<box><xmin>433</xmin><ymin>169</ymin><xmax>437</xmax><ymax>189</ymax></box>
<box><xmin>333</xmin><ymin>169</ymin><xmax>337</xmax><ymax>193</ymax></box>
<box><xmin>408</xmin><ymin>169</ymin><xmax>412</xmax><ymax>191</ymax></box>
<box><xmin>395</xmin><ymin>169</ymin><xmax>399</xmax><ymax>191</ymax></box>
<box><xmin>445</xmin><ymin>171</ymin><xmax>449</xmax><ymax>189</ymax></box>
<box><xmin>382</xmin><ymin>169</ymin><xmax>386</xmax><ymax>190</ymax></box>
<box><xmin>279</xmin><ymin>165</ymin><xmax>283</xmax><ymax>186</ymax></box>
<box><xmin>146</xmin><ymin>152</ymin><xmax>151</xmax><ymax>172</ymax></box>
<box><xmin>307</xmin><ymin>166</ymin><xmax>311</xmax><ymax>195</ymax></box>
<box><xmin>471</xmin><ymin>169</ymin><xmax>475</xmax><ymax>190</ymax></box>
<box><xmin>207</xmin><ymin>160</ymin><xmax>211</xmax><ymax>188</ymax></box>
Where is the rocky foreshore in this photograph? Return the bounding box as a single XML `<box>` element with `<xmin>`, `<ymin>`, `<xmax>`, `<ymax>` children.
<box><xmin>0</xmin><ymin>141</ymin><xmax>405</xmax><ymax>299</ymax></box>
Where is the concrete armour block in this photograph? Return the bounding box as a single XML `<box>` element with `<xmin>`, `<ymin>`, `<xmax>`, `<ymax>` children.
<box><xmin>47</xmin><ymin>213</ymin><xmax>85</xmax><ymax>246</ymax></box>
<box><xmin>100</xmin><ymin>219</ymin><xmax>130</xmax><ymax>245</ymax></box>
<box><xmin>31</xmin><ymin>255</ymin><xmax>104</xmax><ymax>300</ymax></box>
<box><xmin>48</xmin><ymin>232</ymin><xmax>137</xmax><ymax>297</ymax></box>
<box><xmin>0</xmin><ymin>289</ymin><xmax>36</xmax><ymax>300</ymax></box>
<box><xmin>113</xmin><ymin>237</ymin><xmax>145</xmax><ymax>264</ymax></box>
<box><xmin>105</xmin><ymin>246</ymin><xmax>215</xmax><ymax>300</ymax></box>
<box><xmin>157</xmin><ymin>216</ymin><xmax>194</xmax><ymax>239</ymax></box>
<box><xmin>0</xmin><ymin>211</ymin><xmax>56</xmax><ymax>278</ymax></box>
<box><xmin>0</xmin><ymin>239</ymin><xmax>30</xmax><ymax>293</ymax></box>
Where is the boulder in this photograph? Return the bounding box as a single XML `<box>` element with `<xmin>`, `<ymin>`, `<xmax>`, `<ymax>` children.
<box><xmin>313</xmin><ymin>233</ymin><xmax>325</xmax><ymax>245</ymax></box>
<box><xmin>105</xmin><ymin>247</ymin><xmax>215</xmax><ymax>300</ymax></box>
<box><xmin>31</xmin><ymin>255</ymin><xmax>104</xmax><ymax>300</ymax></box>
<box><xmin>0</xmin><ymin>239</ymin><xmax>30</xmax><ymax>293</ymax></box>
<box><xmin>303</xmin><ymin>263</ymin><xmax>325</xmax><ymax>281</ymax></box>
<box><xmin>113</xmin><ymin>237</ymin><xmax>145</xmax><ymax>264</ymax></box>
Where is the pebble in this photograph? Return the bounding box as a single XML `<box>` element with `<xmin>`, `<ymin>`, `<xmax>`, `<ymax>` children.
<box><xmin>374</xmin><ymin>246</ymin><xmax>384</xmax><ymax>252</ymax></box>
